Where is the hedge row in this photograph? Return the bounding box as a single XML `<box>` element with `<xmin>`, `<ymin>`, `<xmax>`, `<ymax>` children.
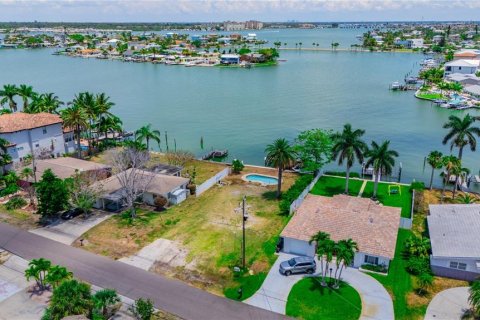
<box><xmin>279</xmin><ymin>174</ymin><xmax>314</xmax><ymax>215</ymax></box>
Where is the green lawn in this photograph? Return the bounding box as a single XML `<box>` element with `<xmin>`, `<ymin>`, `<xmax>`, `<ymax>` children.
<box><xmin>310</xmin><ymin>176</ymin><xmax>364</xmax><ymax>197</ymax></box>
<box><xmin>367</xmin><ymin>229</ymin><xmax>426</xmax><ymax>320</ymax></box>
<box><xmin>286</xmin><ymin>277</ymin><xmax>362</xmax><ymax>320</ymax></box>
<box><xmin>416</xmin><ymin>92</ymin><xmax>446</xmax><ymax>100</ymax></box>
<box><xmin>362</xmin><ymin>182</ymin><xmax>413</xmax><ymax>218</ymax></box>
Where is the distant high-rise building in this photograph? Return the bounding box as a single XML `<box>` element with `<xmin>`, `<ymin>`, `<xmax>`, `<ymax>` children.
<box><xmin>223</xmin><ymin>21</ymin><xmax>246</xmax><ymax>31</ymax></box>
<box><xmin>245</xmin><ymin>20</ymin><xmax>264</xmax><ymax>30</ymax></box>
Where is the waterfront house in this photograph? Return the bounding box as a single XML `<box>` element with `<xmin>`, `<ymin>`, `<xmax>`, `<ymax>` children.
<box><xmin>93</xmin><ymin>169</ymin><xmax>189</xmax><ymax>211</ymax></box>
<box><xmin>220</xmin><ymin>54</ymin><xmax>240</xmax><ymax>64</ymax></box>
<box><xmin>280</xmin><ymin>194</ymin><xmax>400</xmax><ymax>270</ymax></box>
<box><xmin>446</xmin><ymin>73</ymin><xmax>480</xmax><ymax>86</ymax></box>
<box><xmin>432</xmin><ymin>35</ymin><xmax>444</xmax><ymax>44</ymax></box>
<box><xmin>407</xmin><ymin>39</ymin><xmax>424</xmax><ymax>49</ymax></box>
<box><xmin>444</xmin><ymin>59</ymin><xmax>480</xmax><ymax>76</ymax></box>
<box><xmin>0</xmin><ymin>113</ymin><xmax>74</xmax><ymax>170</ymax></box>
<box><xmin>454</xmin><ymin>49</ymin><xmax>480</xmax><ymax>60</ymax></box>
<box><xmin>428</xmin><ymin>204</ymin><xmax>480</xmax><ymax>281</ymax></box>
<box><xmin>464</xmin><ymin>85</ymin><xmax>480</xmax><ymax>99</ymax></box>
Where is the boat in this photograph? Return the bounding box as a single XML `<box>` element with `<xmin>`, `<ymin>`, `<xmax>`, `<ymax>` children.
<box><xmin>390</xmin><ymin>82</ymin><xmax>402</xmax><ymax>90</ymax></box>
<box><xmin>202</xmin><ymin>149</ymin><xmax>228</xmax><ymax>160</ymax></box>
<box><xmin>405</xmin><ymin>77</ymin><xmax>418</xmax><ymax>84</ymax></box>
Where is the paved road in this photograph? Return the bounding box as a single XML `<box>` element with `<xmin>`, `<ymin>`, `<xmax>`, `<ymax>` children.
<box><xmin>0</xmin><ymin>223</ymin><xmax>288</xmax><ymax>320</ymax></box>
<box><xmin>246</xmin><ymin>253</ymin><xmax>394</xmax><ymax>320</ymax></box>
<box><xmin>425</xmin><ymin>287</ymin><xmax>470</xmax><ymax>320</ymax></box>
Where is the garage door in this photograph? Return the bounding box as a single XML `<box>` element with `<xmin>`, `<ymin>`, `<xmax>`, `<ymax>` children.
<box><xmin>284</xmin><ymin>237</ymin><xmax>315</xmax><ymax>257</ymax></box>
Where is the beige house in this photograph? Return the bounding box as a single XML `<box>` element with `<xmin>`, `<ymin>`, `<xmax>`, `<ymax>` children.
<box><xmin>280</xmin><ymin>194</ymin><xmax>401</xmax><ymax>269</ymax></box>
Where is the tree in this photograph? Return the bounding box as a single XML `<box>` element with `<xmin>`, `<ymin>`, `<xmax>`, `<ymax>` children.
<box><xmin>129</xmin><ymin>298</ymin><xmax>155</xmax><ymax>320</ymax></box>
<box><xmin>27</xmin><ymin>93</ymin><xmax>63</xmax><ymax>114</ymax></box>
<box><xmin>442</xmin><ymin>114</ymin><xmax>480</xmax><ymax>193</ymax></box>
<box><xmin>404</xmin><ymin>235</ymin><xmax>431</xmax><ymax>258</ymax></box>
<box><xmin>19</xmin><ymin>167</ymin><xmax>35</xmax><ymax>206</ymax></box>
<box><xmin>440</xmin><ymin>155</ymin><xmax>460</xmax><ymax>202</ymax></box>
<box><xmin>309</xmin><ymin>231</ymin><xmax>330</xmax><ymax>286</ymax></box>
<box><xmin>69</xmin><ymin>171</ymin><xmax>102</xmax><ymax>218</ymax></box>
<box><xmin>469</xmin><ymin>279</ymin><xmax>480</xmax><ymax>318</ymax></box>
<box><xmin>365</xmin><ymin>140</ymin><xmax>399</xmax><ymax>199</ymax></box>
<box><xmin>43</xmin><ymin>279</ymin><xmax>93</xmax><ymax>320</ymax></box>
<box><xmin>25</xmin><ymin>258</ymin><xmax>51</xmax><ymax>291</ymax></box>
<box><xmin>231</xmin><ymin>159</ymin><xmax>244</xmax><ymax>173</ymax></box>
<box><xmin>293</xmin><ymin>129</ymin><xmax>333</xmax><ymax>173</ymax></box>
<box><xmin>333</xmin><ymin>238</ymin><xmax>357</xmax><ymax>289</ymax></box>
<box><xmin>36</xmin><ymin>169</ymin><xmax>69</xmax><ymax>218</ymax></box>
<box><xmin>331</xmin><ymin>124</ymin><xmax>367</xmax><ymax>194</ymax></box>
<box><xmin>265</xmin><ymin>138</ymin><xmax>296</xmax><ymax>198</ymax></box>
<box><xmin>45</xmin><ymin>265</ymin><xmax>72</xmax><ymax>289</ymax></box>
<box><xmin>108</xmin><ymin>148</ymin><xmax>153</xmax><ymax>218</ymax></box>
<box><xmin>136</xmin><ymin>124</ymin><xmax>161</xmax><ymax>150</ymax></box>
<box><xmin>427</xmin><ymin>151</ymin><xmax>443</xmax><ymax>190</ymax></box>
<box><xmin>0</xmin><ymin>137</ymin><xmax>12</xmax><ymax>173</ymax></box>
<box><xmin>154</xmin><ymin>195</ymin><xmax>168</xmax><ymax>211</ymax></box>
<box><xmin>93</xmin><ymin>289</ymin><xmax>120</xmax><ymax>319</ymax></box>
<box><xmin>61</xmin><ymin>104</ymin><xmax>89</xmax><ymax>158</ymax></box>
<box><xmin>17</xmin><ymin>84</ymin><xmax>36</xmax><ymax>111</ymax></box>
<box><xmin>0</xmin><ymin>84</ymin><xmax>18</xmax><ymax>112</ymax></box>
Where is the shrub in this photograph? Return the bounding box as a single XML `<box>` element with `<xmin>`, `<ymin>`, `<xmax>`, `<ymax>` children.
<box><xmin>154</xmin><ymin>195</ymin><xmax>168</xmax><ymax>210</ymax></box>
<box><xmin>5</xmin><ymin>196</ymin><xmax>27</xmax><ymax>210</ymax></box>
<box><xmin>0</xmin><ymin>184</ymin><xmax>19</xmax><ymax>197</ymax></box>
<box><xmin>187</xmin><ymin>183</ymin><xmax>196</xmax><ymax>195</ymax></box>
<box><xmin>231</xmin><ymin>159</ymin><xmax>244</xmax><ymax>174</ymax></box>
<box><xmin>324</xmin><ymin>171</ymin><xmax>360</xmax><ymax>178</ymax></box>
<box><xmin>129</xmin><ymin>298</ymin><xmax>155</xmax><ymax>320</ymax></box>
<box><xmin>416</xmin><ymin>272</ymin><xmax>434</xmax><ymax>295</ymax></box>
<box><xmin>279</xmin><ymin>175</ymin><xmax>314</xmax><ymax>215</ymax></box>
<box><xmin>410</xmin><ymin>181</ymin><xmax>425</xmax><ymax>191</ymax></box>
<box><xmin>406</xmin><ymin>256</ymin><xmax>430</xmax><ymax>275</ymax></box>
<box><xmin>361</xmin><ymin>263</ymin><xmax>388</xmax><ymax>273</ymax></box>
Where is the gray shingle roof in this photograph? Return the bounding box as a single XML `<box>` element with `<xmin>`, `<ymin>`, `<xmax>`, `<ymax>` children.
<box><xmin>428</xmin><ymin>204</ymin><xmax>480</xmax><ymax>258</ymax></box>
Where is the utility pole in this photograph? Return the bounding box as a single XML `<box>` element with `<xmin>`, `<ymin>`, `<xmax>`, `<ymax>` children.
<box><xmin>235</xmin><ymin>196</ymin><xmax>249</xmax><ymax>271</ymax></box>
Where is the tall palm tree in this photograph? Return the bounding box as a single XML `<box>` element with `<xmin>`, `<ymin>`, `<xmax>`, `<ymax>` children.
<box><xmin>450</xmin><ymin>165</ymin><xmax>469</xmax><ymax>199</ymax></box>
<box><xmin>426</xmin><ymin>151</ymin><xmax>443</xmax><ymax>190</ymax></box>
<box><xmin>27</xmin><ymin>93</ymin><xmax>63</xmax><ymax>114</ymax></box>
<box><xmin>61</xmin><ymin>105</ymin><xmax>89</xmax><ymax>159</ymax></box>
<box><xmin>443</xmin><ymin>114</ymin><xmax>480</xmax><ymax>193</ymax></box>
<box><xmin>331</xmin><ymin>124</ymin><xmax>367</xmax><ymax>194</ymax></box>
<box><xmin>309</xmin><ymin>231</ymin><xmax>330</xmax><ymax>286</ymax></box>
<box><xmin>97</xmin><ymin>115</ymin><xmax>122</xmax><ymax>145</ymax></box>
<box><xmin>265</xmin><ymin>138</ymin><xmax>296</xmax><ymax>199</ymax></box>
<box><xmin>469</xmin><ymin>280</ymin><xmax>480</xmax><ymax>317</ymax></box>
<box><xmin>334</xmin><ymin>238</ymin><xmax>358</xmax><ymax>288</ymax></box>
<box><xmin>0</xmin><ymin>84</ymin><xmax>18</xmax><ymax>112</ymax></box>
<box><xmin>322</xmin><ymin>239</ymin><xmax>336</xmax><ymax>284</ymax></box>
<box><xmin>440</xmin><ymin>155</ymin><xmax>460</xmax><ymax>202</ymax></box>
<box><xmin>135</xmin><ymin>124</ymin><xmax>161</xmax><ymax>151</ymax></box>
<box><xmin>17</xmin><ymin>84</ymin><xmax>36</xmax><ymax>111</ymax></box>
<box><xmin>365</xmin><ymin>140</ymin><xmax>399</xmax><ymax>199</ymax></box>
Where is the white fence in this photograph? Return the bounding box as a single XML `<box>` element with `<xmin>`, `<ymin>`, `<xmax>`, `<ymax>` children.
<box><xmin>195</xmin><ymin>167</ymin><xmax>231</xmax><ymax>197</ymax></box>
<box><xmin>289</xmin><ymin>172</ymin><xmax>323</xmax><ymax>214</ymax></box>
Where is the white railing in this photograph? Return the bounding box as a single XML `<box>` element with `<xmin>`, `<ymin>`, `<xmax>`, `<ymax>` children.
<box><xmin>195</xmin><ymin>167</ymin><xmax>231</xmax><ymax>197</ymax></box>
<box><xmin>289</xmin><ymin>171</ymin><xmax>323</xmax><ymax>214</ymax></box>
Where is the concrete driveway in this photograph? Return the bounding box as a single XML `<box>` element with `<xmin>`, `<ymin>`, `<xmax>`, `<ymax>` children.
<box><xmin>245</xmin><ymin>253</ymin><xmax>394</xmax><ymax>319</ymax></box>
<box><xmin>29</xmin><ymin>211</ymin><xmax>112</xmax><ymax>245</ymax></box>
<box><xmin>425</xmin><ymin>287</ymin><xmax>470</xmax><ymax>320</ymax></box>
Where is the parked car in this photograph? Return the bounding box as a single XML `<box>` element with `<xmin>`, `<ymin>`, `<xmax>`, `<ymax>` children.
<box><xmin>279</xmin><ymin>256</ymin><xmax>316</xmax><ymax>276</ymax></box>
<box><xmin>60</xmin><ymin>208</ymin><xmax>83</xmax><ymax>220</ymax></box>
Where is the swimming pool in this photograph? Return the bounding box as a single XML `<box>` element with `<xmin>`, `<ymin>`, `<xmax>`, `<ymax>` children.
<box><xmin>243</xmin><ymin>174</ymin><xmax>278</xmax><ymax>185</ymax></box>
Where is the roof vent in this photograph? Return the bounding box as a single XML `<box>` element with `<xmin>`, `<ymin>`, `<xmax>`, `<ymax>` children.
<box><xmin>369</xmin><ymin>217</ymin><xmax>374</xmax><ymax>224</ymax></box>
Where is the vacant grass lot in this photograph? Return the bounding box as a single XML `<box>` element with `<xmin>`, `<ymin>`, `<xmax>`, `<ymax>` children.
<box><xmin>78</xmin><ymin>166</ymin><xmax>298</xmax><ymax>298</ymax></box>
<box><xmin>416</xmin><ymin>92</ymin><xmax>447</xmax><ymax>100</ymax></box>
<box><xmin>311</xmin><ymin>175</ymin><xmax>413</xmax><ymax>218</ymax></box>
<box><xmin>286</xmin><ymin>277</ymin><xmax>362</xmax><ymax>320</ymax></box>
<box><xmin>0</xmin><ymin>203</ymin><xmax>39</xmax><ymax>230</ymax></box>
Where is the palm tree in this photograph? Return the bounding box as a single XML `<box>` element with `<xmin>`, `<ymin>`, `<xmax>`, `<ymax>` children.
<box><xmin>333</xmin><ymin>238</ymin><xmax>357</xmax><ymax>289</ymax></box>
<box><xmin>331</xmin><ymin>124</ymin><xmax>367</xmax><ymax>194</ymax></box>
<box><xmin>0</xmin><ymin>84</ymin><xmax>18</xmax><ymax>112</ymax></box>
<box><xmin>0</xmin><ymin>137</ymin><xmax>12</xmax><ymax>173</ymax></box>
<box><xmin>61</xmin><ymin>105</ymin><xmax>89</xmax><ymax>159</ymax></box>
<box><xmin>443</xmin><ymin>114</ymin><xmax>480</xmax><ymax>160</ymax></box>
<box><xmin>17</xmin><ymin>84</ymin><xmax>36</xmax><ymax>111</ymax></box>
<box><xmin>24</xmin><ymin>258</ymin><xmax>51</xmax><ymax>291</ymax></box>
<box><xmin>450</xmin><ymin>165</ymin><xmax>469</xmax><ymax>199</ymax></box>
<box><xmin>469</xmin><ymin>279</ymin><xmax>480</xmax><ymax>317</ymax></box>
<box><xmin>45</xmin><ymin>265</ymin><xmax>72</xmax><ymax>289</ymax></box>
<box><xmin>309</xmin><ymin>231</ymin><xmax>330</xmax><ymax>286</ymax></box>
<box><xmin>93</xmin><ymin>289</ymin><xmax>120</xmax><ymax>319</ymax></box>
<box><xmin>440</xmin><ymin>155</ymin><xmax>460</xmax><ymax>202</ymax></box>
<box><xmin>27</xmin><ymin>93</ymin><xmax>63</xmax><ymax>114</ymax></box>
<box><xmin>365</xmin><ymin>140</ymin><xmax>399</xmax><ymax>199</ymax></box>
<box><xmin>265</xmin><ymin>138</ymin><xmax>296</xmax><ymax>198</ymax></box>
<box><xmin>135</xmin><ymin>124</ymin><xmax>161</xmax><ymax>150</ymax></box>
<box><xmin>322</xmin><ymin>239</ymin><xmax>336</xmax><ymax>285</ymax></box>
<box><xmin>457</xmin><ymin>193</ymin><xmax>477</xmax><ymax>204</ymax></box>
<box><xmin>443</xmin><ymin>114</ymin><xmax>480</xmax><ymax>194</ymax></box>
<box><xmin>426</xmin><ymin>151</ymin><xmax>443</xmax><ymax>190</ymax></box>
<box><xmin>97</xmin><ymin>115</ymin><xmax>123</xmax><ymax>145</ymax></box>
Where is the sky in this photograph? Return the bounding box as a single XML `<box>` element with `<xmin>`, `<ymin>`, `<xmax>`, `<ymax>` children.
<box><xmin>0</xmin><ymin>0</ymin><xmax>480</xmax><ymax>23</ymax></box>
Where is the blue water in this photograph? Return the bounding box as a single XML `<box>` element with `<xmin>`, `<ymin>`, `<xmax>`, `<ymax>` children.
<box><xmin>245</xmin><ymin>174</ymin><xmax>278</xmax><ymax>185</ymax></box>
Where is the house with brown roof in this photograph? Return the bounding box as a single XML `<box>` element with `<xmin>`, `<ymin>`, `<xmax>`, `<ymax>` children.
<box><xmin>280</xmin><ymin>194</ymin><xmax>401</xmax><ymax>269</ymax></box>
<box><xmin>0</xmin><ymin>112</ymin><xmax>75</xmax><ymax>169</ymax></box>
<box><xmin>92</xmin><ymin>169</ymin><xmax>190</xmax><ymax>212</ymax></box>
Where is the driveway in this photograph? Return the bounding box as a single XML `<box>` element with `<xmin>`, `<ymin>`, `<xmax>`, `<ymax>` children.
<box><xmin>245</xmin><ymin>253</ymin><xmax>394</xmax><ymax>319</ymax></box>
<box><xmin>425</xmin><ymin>287</ymin><xmax>470</xmax><ymax>320</ymax></box>
<box><xmin>29</xmin><ymin>211</ymin><xmax>112</xmax><ymax>245</ymax></box>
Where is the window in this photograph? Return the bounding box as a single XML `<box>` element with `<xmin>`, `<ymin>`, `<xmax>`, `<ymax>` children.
<box><xmin>43</xmin><ymin>128</ymin><xmax>47</xmax><ymax>134</ymax></box>
<box><xmin>16</xmin><ymin>146</ymin><xmax>24</xmax><ymax>151</ymax></box>
<box><xmin>35</xmin><ymin>144</ymin><xmax>39</xmax><ymax>148</ymax></box>
<box><xmin>459</xmin><ymin>66</ymin><xmax>462</xmax><ymax>70</ymax></box>
<box><xmin>450</xmin><ymin>261</ymin><xmax>467</xmax><ymax>270</ymax></box>
<box><xmin>364</xmin><ymin>255</ymin><xmax>379</xmax><ymax>265</ymax></box>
